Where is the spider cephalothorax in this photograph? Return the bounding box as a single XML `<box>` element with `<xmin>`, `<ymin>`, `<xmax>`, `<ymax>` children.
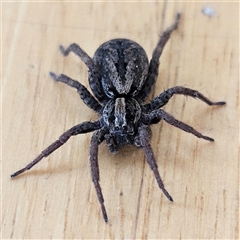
<box><xmin>11</xmin><ymin>14</ymin><xmax>226</xmax><ymax>222</ymax></box>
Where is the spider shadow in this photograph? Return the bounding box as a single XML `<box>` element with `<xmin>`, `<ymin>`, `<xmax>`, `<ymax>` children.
<box><xmin>100</xmin><ymin>143</ymin><xmax>143</xmax><ymax>164</ymax></box>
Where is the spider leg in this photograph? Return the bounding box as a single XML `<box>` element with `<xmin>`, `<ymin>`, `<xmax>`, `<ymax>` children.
<box><xmin>143</xmin><ymin>86</ymin><xmax>226</xmax><ymax>112</ymax></box>
<box><xmin>50</xmin><ymin>72</ymin><xmax>102</xmax><ymax>113</ymax></box>
<box><xmin>136</xmin><ymin>13</ymin><xmax>181</xmax><ymax>102</ymax></box>
<box><xmin>90</xmin><ymin>129</ymin><xmax>108</xmax><ymax>222</ymax></box>
<box><xmin>11</xmin><ymin>120</ymin><xmax>102</xmax><ymax>178</ymax></box>
<box><xmin>138</xmin><ymin>125</ymin><xmax>173</xmax><ymax>201</ymax></box>
<box><xmin>59</xmin><ymin>43</ymin><xmax>106</xmax><ymax>103</ymax></box>
<box><xmin>60</xmin><ymin>43</ymin><xmax>94</xmax><ymax>69</ymax></box>
<box><xmin>143</xmin><ymin>109</ymin><xmax>215</xmax><ymax>141</ymax></box>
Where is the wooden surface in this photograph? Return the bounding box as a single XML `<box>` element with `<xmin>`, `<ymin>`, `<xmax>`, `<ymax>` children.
<box><xmin>2</xmin><ymin>2</ymin><xmax>239</xmax><ymax>239</ymax></box>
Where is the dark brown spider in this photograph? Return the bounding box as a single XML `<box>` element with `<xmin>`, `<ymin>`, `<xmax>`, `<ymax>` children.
<box><xmin>11</xmin><ymin>14</ymin><xmax>226</xmax><ymax>222</ymax></box>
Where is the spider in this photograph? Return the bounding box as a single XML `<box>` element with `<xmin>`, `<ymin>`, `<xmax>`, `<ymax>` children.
<box><xmin>11</xmin><ymin>13</ymin><xmax>226</xmax><ymax>222</ymax></box>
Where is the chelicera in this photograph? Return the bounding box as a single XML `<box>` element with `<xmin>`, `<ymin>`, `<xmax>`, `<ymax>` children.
<box><xmin>11</xmin><ymin>14</ymin><xmax>226</xmax><ymax>222</ymax></box>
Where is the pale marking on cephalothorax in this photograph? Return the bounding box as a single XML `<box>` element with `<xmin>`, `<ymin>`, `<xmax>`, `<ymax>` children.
<box><xmin>114</xmin><ymin>98</ymin><xmax>127</xmax><ymax>128</ymax></box>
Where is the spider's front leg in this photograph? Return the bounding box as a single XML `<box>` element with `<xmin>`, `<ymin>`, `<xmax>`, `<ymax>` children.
<box><xmin>11</xmin><ymin>120</ymin><xmax>102</xmax><ymax>177</ymax></box>
<box><xmin>90</xmin><ymin>129</ymin><xmax>108</xmax><ymax>222</ymax></box>
<box><xmin>143</xmin><ymin>86</ymin><xmax>226</xmax><ymax>112</ymax></box>
<box><xmin>138</xmin><ymin>125</ymin><xmax>173</xmax><ymax>201</ymax></box>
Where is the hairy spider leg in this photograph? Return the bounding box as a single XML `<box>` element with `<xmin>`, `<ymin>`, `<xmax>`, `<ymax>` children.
<box><xmin>144</xmin><ymin>109</ymin><xmax>215</xmax><ymax>141</ymax></box>
<box><xmin>90</xmin><ymin>129</ymin><xmax>108</xmax><ymax>222</ymax></box>
<box><xmin>49</xmin><ymin>72</ymin><xmax>102</xmax><ymax>113</ymax></box>
<box><xmin>59</xmin><ymin>43</ymin><xmax>106</xmax><ymax>103</ymax></box>
<box><xmin>143</xmin><ymin>86</ymin><xmax>226</xmax><ymax>112</ymax></box>
<box><xmin>60</xmin><ymin>43</ymin><xmax>95</xmax><ymax>70</ymax></box>
<box><xmin>11</xmin><ymin>121</ymin><xmax>101</xmax><ymax>177</ymax></box>
<box><xmin>136</xmin><ymin>13</ymin><xmax>181</xmax><ymax>102</ymax></box>
<box><xmin>139</xmin><ymin>125</ymin><xmax>173</xmax><ymax>201</ymax></box>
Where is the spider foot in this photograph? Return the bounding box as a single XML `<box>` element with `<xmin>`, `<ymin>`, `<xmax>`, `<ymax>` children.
<box><xmin>11</xmin><ymin>168</ymin><xmax>27</xmax><ymax>178</ymax></box>
<box><xmin>59</xmin><ymin>45</ymin><xmax>69</xmax><ymax>56</ymax></box>
<box><xmin>49</xmin><ymin>71</ymin><xmax>58</xmax><ymax>80</ymax></box>
<box><xmin>202</xmin><ymin>135</ymin><xmax>214</xmax><ymax>142</ymax></box>
<box><xmin>176</xmin><ymin>13</ymin><xmax>181</xmax><ymax>22</ymax></box>
<box><xmin>163</xmin><ymin>188</ymin><xmax>174</xmax><ymax>202</ymax></box>
<box><xmin>49</xmin><ymin>72</ymin><xmax>66</xmax><ymax>83</ymax></box>
<box><xmin>174</xmin><ymin>13</ymin><xmax>181</xmax><ymax>28</ymax></box>
<box><xmin>212</xmin><ymin>101</ymin><xmax>226</xmax><ymax>106</ymax></box>
<box><xmin>101</xmin><ymin>203</ymin><xmax>108</xmax><ymax>222</ymax></box>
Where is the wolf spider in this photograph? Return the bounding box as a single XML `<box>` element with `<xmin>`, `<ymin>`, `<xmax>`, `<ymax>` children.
<box><xmin>11</xmin><ymin>13</ymin><xmax>226</xmax><ymax>222</ymax></box>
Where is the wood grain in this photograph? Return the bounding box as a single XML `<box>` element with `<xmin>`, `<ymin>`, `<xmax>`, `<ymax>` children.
<box><xmin>2</xmin><ymin>2</ymin><xmax>238</xmax><ymax>239</ymax></box>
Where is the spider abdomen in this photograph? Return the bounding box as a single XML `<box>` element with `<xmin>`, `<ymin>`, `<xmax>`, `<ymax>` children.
<box><xmin>93</xmin><ymin>39</ymin><xmax>149</xmax><ymax>98</ymax></box>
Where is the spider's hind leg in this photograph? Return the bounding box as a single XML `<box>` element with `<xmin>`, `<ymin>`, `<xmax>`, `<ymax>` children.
<box><xmin>59</xmin><ymin>43</ymin><xmax>95</xmax><ymax>70</ymax></box>
<box><xmin>143</xmin><ymin>109</ymin><xmax>215</xmax><ymax>142</ymax></box>
<box><xmin>136</xmin><ymin>13</ymin><xmax>181</xmax><ymax>102</ymax></box>
<box><xmin>49</xmin><ymin>72</ymin><xmax>102</xmax><ymax>114</ymax></box>
<box><xmin>59</xmin><ymin>43</ymin><xmax>106</xmax><ymax>103</ymax></box>
<box><xmin>143</xmin><ymin>86</ymin><xmax>226</xmax><ymax>112</ymax></box>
